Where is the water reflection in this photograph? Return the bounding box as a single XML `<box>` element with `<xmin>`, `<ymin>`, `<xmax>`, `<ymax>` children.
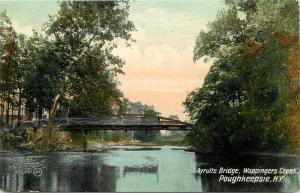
<box><xmin>0</xmin><ymin>147</ymin><xmax>299</xmax><ymax>192</ymax></box>
<box><xmin>0</xmin><ymin>152</ymin><xmax>118</xmax><ymax>192</ymax></box>
<box><xmin>123</xmin><ymin>165</ymin><xmax>158</xmax><ymax>176</ymax></box>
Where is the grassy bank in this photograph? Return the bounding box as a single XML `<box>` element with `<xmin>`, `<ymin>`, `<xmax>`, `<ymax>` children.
<box><xmin>153</xmin><ymin>136</ymin><xmax>188</xmax><ymax>146</ymax></box>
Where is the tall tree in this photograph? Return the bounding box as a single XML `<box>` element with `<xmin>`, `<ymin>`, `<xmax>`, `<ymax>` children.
<box><xmin>14</xmin><ymin>34</ymin><xmax>27</xmax><ymax>125</ymax></box>
<box><xmin>46</xmin><ymin>1</ymin><xmax>135</xmax><ymax>117</ymax></box>
<box><xmin>0</xmin><ymin>11</ymin><xmax>18</xmax><ymax>124</ymax></box>
<box><xmin>184</xmin><ymin>0</ymin><xmax>299</xmax><ymax>153</ymax></box>
<box><xmin>22</xmin><ymin>32</ymin><xmax>65</xmax><ymax>124</ymax></box>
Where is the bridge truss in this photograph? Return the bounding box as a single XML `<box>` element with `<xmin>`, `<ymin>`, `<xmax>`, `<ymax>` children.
<box><xmin>58</xmin><ymin>114</ymin><xmax>192</xmax><ymax>131</ymax></box>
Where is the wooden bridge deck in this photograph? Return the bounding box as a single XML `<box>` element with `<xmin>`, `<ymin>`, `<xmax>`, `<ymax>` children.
<box><xmin>3</xmin><ymin>114</ymin><xmax>193</xmax><ymax>131</ymax></box>
<box><xmin>61</xmin><ymin>124</ymin><xmax>192</xmax><ymax>130</ymax></box>
<box><xmin>57</xmin><ymin>114</ymin><xmax>192</xmax><ymax>131</ymax></box>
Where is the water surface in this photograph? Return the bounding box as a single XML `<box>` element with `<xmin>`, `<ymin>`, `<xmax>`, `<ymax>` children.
<box><xmin>0</xmin><ymin>146</ymin><xmax>299</xmax><ymax>192</ymax></box>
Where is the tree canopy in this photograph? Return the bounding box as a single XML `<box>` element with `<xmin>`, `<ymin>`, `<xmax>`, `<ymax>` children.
<box><xmin>0</xmin><ymin>1</ymin><xmax>136</xmax><ymax>125</ymax></box>
<box><xmin>184</xmin><ymin>0</ymin><xmax>299</xmax><ymax>153</ymax></box>
<box><xmin>47</xmin><ymin>1</ymin><xmax>135</xmax><ymax>117</ymax></box>
<box><xmin>126</xmin><ymin>102</ymin><xmax>161</xmax><ymax>142</ymax></box>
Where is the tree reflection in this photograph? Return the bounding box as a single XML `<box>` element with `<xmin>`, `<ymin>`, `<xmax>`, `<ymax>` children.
<box><xmin>0</xmin><ymin>153</ymin><xmax>118</xmax><ymax>192</ymax></box>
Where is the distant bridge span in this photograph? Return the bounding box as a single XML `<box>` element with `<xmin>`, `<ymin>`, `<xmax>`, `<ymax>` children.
<box><xmin>58</xmin><ymin>114</ymin><xmax>193</xmax><ymax>131</ymax></box>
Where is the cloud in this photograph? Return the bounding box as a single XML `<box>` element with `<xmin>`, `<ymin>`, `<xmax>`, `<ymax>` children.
<box><xmin>11</xmin><ymin>20</ymin><xmax>33</xmax><ymax>36</ymax></box>
<box><xmin>146</xmin><ymin>8</ymin><xmax>163</xmax><ymax>14</ymax></box>
<box><xmin>129</xmin><ymin>7</ymin><xmax>208</xmax><ymax>48</ymax></box>
<box><xmin>115</xmin><ymin>38</ymin><xmax>211</xmax><ymax>120</ymax></box>
<box><xmin>116</xmin><ymin>2</ymin><xmax>220</xmax><ymax>119</ymax></box>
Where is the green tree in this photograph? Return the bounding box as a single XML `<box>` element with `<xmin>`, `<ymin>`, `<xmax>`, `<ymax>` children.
<box><xmin>131</xmin><ymin>104</ymin><xmax>161</xmax><ymax>142</ymax></box>
<box><xmin>14</xmin><ymin>34</ymin><xmax>28</xmax><ymax>125</ymax></box>
<box><xmin>126</xmin><ymin>101</ymin><xmax>145</xmax><ymax>114</ymax></box>
<box><xmin>46</xmin><ymin>1</ymin><xmax>135</xmax><ymax>117</ymax></box>
<box><xmin>22</xmin><ymin>32</ymin><xmax>65</xmax><ymax>124</ymax></box>
<box><xmin>184</xmin><ymin>0</ymin><xmax>299</xmax><ymax>153</ymax></box>
<box><xmin>0</xmin><ymin>11</ymin><xmax>18</xmax><ymax>124</ymax></box>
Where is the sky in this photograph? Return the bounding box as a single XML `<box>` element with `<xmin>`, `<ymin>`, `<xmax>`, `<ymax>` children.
<box><xmin>0</xmin><ymin>0</ymin><xmax>225</xmax><ymax>121</ymax></box>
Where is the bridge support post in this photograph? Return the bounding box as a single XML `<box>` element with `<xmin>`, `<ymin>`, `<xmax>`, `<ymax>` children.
<box><xmin>131</xmin><ymin>130</ymin><xmax>134</xmax><ymax>144</ymax></box>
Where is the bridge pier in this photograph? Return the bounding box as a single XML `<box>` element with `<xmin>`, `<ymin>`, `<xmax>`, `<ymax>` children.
<box><xmin>131</xmin><ymin>131</ymin><xmax>134</xmax><ymax>144</ymax></box>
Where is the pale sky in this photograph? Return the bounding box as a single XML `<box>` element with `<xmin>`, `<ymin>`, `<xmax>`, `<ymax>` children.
<box><xmin>0</xmin><ymin>0</ymin><xmax>225</xmax><ymax>121</ymax></box>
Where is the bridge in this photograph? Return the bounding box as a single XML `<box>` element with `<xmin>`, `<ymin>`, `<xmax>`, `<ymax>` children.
<box><xmin>57</xmin><ymin>114</ymin><xmax>192</xmax><ymax>131</ymax></box>
<box><xmin>0</xmin><ymin>114</ymin><xmax>192</xmax><ymax>151</ymax></box>
<box><xmin>0</xmin><ymin>114</ymin><xmax>192</xmax><ymax>133</ymax></box>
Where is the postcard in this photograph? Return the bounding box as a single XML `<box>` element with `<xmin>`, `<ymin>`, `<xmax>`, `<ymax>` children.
<box><xmin>0</xmin><ymin>0</ymin><xmax>299</xmax><ymax>192</ymax></box>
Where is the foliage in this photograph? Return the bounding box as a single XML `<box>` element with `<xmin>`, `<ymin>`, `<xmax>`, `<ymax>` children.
<box><xmin>0</xmin><ymin>1</ymin><xmax>136</xmax><ymax>125</ymax></box>
<box><xmin>184</xmin><ymin>0</ymin><xmax>299</xmax><ymax>153</ymax></box>
<box><xmin>0</xmin><ymin>1</ymin><xmax>136</xmax><ymax>151</ymax></box>
<box><xmin>0</xmin><ymin>11</ymin><xmax>19</xmax><ymax>123</ymax></box>
<box><xmin>22</xmin><ymin>33</ymin><xmax>65</xmax><ymax>121</ymax></box>
<box><xmin>46</xmin><ymin>1</ymin><xmax>135</xmax><ymax>117</ymax></box>
<box><xmin>0</xmin><ymin>12</ymin><xmax>65</xmax><ymax>123</ymax></box>
<box><xmin>154</xmin><ymin>136</ymin><xmax>188</xmax><ymax>146</ymax></box>
<box><xmin>134</xmin><ymin>105</ymin><xmax>161</xmax><ymax>142</ymax></box>
<box><xmin>88</xmin><ymin>131</ymin><xmax>130</xmax><ymax>143</ymax></box>
<box><xmin>68</xmin><ymin>131</ymin><xmax>130</xmax><ymax>149</ymax></box>
<box><xmin>21</xmin><ymin>127</ymin><xmax>71</xmax><ymax>151</ymax></box>
<box><xmin>0</xmin><ymin>130</ymin><xmax>24</xmax><ymax>150</ymax></box>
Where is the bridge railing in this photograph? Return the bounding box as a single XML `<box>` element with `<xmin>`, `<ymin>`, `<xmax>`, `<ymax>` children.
<box><xmin>56</xmin><ymin>115</ymin><xmax>189</xmax><ymax>126</ymax></box>
<box><xmin>1</xmin><ymin>114</ymin><xmax>193</xmax><ymax>131</ymax></box>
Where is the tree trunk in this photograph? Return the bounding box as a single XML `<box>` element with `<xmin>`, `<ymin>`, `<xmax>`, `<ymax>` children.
<box><xmin>46</xmin><ymin>94</ymin><xmax>60</xmax><ymax>149</ymax></box>
<box><xmin>6</xmin><ymin>100</ymin><xmax>9</xmax><ymax>124</ymax></box>
<box><xmin>37</xmin><ymin>106</ymin><xmax>43</xmax><ymax>128</ymax></box>
<box><xmin>17</xmin><ymin>88</ymin><xmax>22</xmax><ymax>127</ymax></box>
<box><xmin>49</xmin><ymin>94</ymin><xmax>60</xmax><ymax>126</ymax></box>
<box><xmin>11</xmin><ymin>99</ymin><xmax>14</xmax><ymax>124</ymax></box>
<box><xmin>0</xmin><ymin>97</ymin><xmax>3</xmax><ymax>125</ymax></box>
